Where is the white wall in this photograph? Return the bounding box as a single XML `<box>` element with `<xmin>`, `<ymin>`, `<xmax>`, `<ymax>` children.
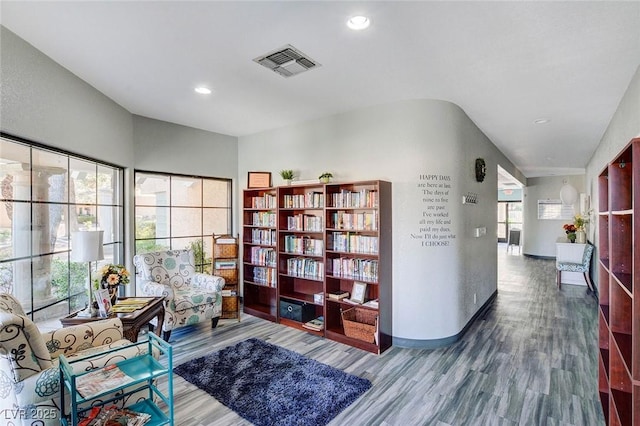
<box><xmin>523</xmin><ymin>175</ymin><xmax>585</xmax><ymax>257</ymax></box>
<box><xmin>132</xmin><ymin>115</ymin><xmax>239</xmax><ymax>234</ymax></box>
<box><xmin>0</xmin><ymin>27</ymin><xmax>134</xmax><ymax>166</ymax></box>
<box><xmin>585</xmin><ymin>65</ymin><xmax>640</xmax><ymax>289</ymax></box>
<box><xmin>239</xmin><ymin>99</ymin><xmax>522</xmax><ymax>345</ymax></box>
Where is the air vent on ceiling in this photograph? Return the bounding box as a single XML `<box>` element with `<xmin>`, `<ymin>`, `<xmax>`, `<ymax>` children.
<box><xmin>253</xmin><ymin>44</ymin><xmax>321</xmax><ymax>78</ymax></box>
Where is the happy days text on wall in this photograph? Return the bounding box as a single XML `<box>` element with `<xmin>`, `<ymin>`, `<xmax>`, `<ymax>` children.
<box><xmin>412</xmin><ymin>173</ymin><xmax>456</xmax><ymax>247</ymax></box>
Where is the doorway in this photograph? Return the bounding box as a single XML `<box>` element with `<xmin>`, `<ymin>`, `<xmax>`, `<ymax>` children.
<box><xmin>497</xmin><ymin>201</ymin><xmax>523</xmax><ymax>243</ymax></box>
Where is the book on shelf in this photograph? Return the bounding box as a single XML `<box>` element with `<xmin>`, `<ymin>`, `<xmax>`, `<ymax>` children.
<box><xmin>76</xmin><ymin>364</ymin><xmax>134</xmax><ymax>399</ymax></box>
<box><xmin>343</xmin><ymin>298</ymin><xmax>362</xmax><ymax>305</ymax></box>
<box><xmin>327</xmin><ymin>291</ymin><xmax>350</xmax><ymax>300</ymax></box>
<box><xmin>214</xmin><ymin>260</ymin><xmax>238</xmax><ymax>269</ymax></box>
<box><xmin>302</xmin><ymin>316</ymin><xmax>324</xmax><ymax>331</ymax></box>
<box><xmin>362</xmin><ymin>299</ymin><xmax>379</xmax><ymax>309</ymax></box>
<box><xmin>221</xmin><ymin>289</ymin><xmax>237</xmax><ymax>297</ymax></box>
<box><xmin>215</xmin><ymin>237</ymin><xmax>237</xmax><ymax>245</ymax></box>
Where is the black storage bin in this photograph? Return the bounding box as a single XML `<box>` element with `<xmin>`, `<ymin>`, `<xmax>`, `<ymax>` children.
<box><xmin>280</xmin><ymin>299</ymin><xmax>315</xmax><ymax>323</ymax></box>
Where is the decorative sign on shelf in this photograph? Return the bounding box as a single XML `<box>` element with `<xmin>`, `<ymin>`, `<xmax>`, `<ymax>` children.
<box><xmin>247</xmin><ymin>171</ymin><xmax>272</xmax><ymax>189</ymax></box>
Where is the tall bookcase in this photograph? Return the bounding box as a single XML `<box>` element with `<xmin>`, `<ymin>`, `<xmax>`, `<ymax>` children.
<box><xmin>598</xmin><ymin>137</ymin><xmax>639</xmax><ymax>425</ymax></box>
<box><xmin>241</xmin><ymin>180</ymin><xmax>392</xmax><ymax>354</ymax></box>
<box><xmin>324</xmin><ymin>181</ymin><xmax>392</xmax><ymax>353</ymax></box>
<box><xmin>242</xmin><ymin>188</ymin><xmax>278</xmax><ymax>322</ymax></box>
<box><xmin>277</xmin><ymin>183</ymin><xmax>326</xmax><ymax>335</ymax></box>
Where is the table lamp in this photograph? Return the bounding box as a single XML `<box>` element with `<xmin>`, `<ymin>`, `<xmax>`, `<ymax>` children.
<box><xmin>71</xmin><ymin>230</ymin><xmax>104</xmax><ymax>317</ymax></box>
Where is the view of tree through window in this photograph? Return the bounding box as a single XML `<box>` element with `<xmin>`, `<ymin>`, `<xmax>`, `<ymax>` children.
<box><xmin>0</xmin><ymin>135</ymin><xmax>124</xmax><ymax>323</ymax></box>
<box><xmin>134</xmin><ymin>171</ymin><xmax>232</xmax><ymax>273</ymax></box>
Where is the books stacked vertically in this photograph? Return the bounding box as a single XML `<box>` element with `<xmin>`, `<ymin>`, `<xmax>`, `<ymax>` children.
<box><xmin>302</xmin><ymin>316</ymin><xmax>324</xmax><ymax>331</ymax></box>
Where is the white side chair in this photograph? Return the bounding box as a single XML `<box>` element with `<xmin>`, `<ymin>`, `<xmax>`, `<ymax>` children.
<box><xmin>556</xmin><ymin>243</ymin><xmax>595</xmax><ymax>292</ymax></box>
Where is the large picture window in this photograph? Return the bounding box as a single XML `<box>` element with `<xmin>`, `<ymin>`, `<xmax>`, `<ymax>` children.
<box><xmin>134</xmin><ymin>171</ymin><xmax>232</xmax><ymax>273</ymax></box>
<box><xmin>0</xmin><ymin>135</ymin><xmax>124</xmax><ymax>323</ymax></box>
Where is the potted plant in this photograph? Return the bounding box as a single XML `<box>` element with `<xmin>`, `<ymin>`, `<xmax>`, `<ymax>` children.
<box><xmin>318</xmin><ymin>172</ymin><xmax>333</xmax><ymax>183</ymax></box>
<box><xmin>279</xmin><ymin>169</ymin><xmax>294</xmax><ymax>185</ymax></box>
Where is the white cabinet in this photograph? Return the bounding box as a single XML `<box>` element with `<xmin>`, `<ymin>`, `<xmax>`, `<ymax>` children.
<box><xmin>555</xmin><ymin>240</ymin><xmax>587</xmax><ymax>286</ymax></box>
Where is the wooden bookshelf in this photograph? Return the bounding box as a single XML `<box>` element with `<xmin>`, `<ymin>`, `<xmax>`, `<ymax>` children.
<box><xmin>277</xmin><ymin>183</ymin><xmax>326</xmax><ymax>336</ymax></box>
<box><xmin>242</xmin><ymin>188</ymin><xmax>278</xmax><ymax>322</ymax></box>
<box><xmin>241</xmin><ymin>180</ymin><xmax>392</xmax><ymax>354</ymax></box>
<box><xmin>324</xmin><ymin>180</ymin><xmax>392</xmax><ymax>354</ymax></box>
<box><xmin>598</xmin><ymin>137</ymin><xmax>639</xmax><ymax>425</ymax></box>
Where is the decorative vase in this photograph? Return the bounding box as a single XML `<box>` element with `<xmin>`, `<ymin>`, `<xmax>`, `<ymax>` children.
<box><xmin>567</xmin><ymin>233</ymin><xmax>576</xmax><ymax>243</ymax></box>
<box><xmin>108</xmin><ymin>285</ymin><xmax>119</xmax><ymax>306</ymax></box>
<box><xmin>320</xmin><ymin>177</ymin><xmax>330</xmax><ymax>184</ymax></box>
<box><xmin>576</xmin><ymin>230</ymin><xmax>586</xmax><ymax>244</ymax></box>
<box><xmin>285</xmin><ymin>179</ymin><xmax>292</xmax><ymax>186</ymax></box>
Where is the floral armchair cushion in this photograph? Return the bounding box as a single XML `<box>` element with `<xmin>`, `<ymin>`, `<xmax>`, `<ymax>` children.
<box><xmin>0</xmin><ymin>294</ymin><xmax>151</xmax><ymax>426</ymax></box>
<box><xmin>133</xmin><ymin>249</ymin><xmax>225</xmax><ymax>336</ymax></box>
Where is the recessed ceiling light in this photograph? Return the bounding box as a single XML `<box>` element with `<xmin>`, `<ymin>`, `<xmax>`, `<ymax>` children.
<box><xmin>194</xmin><ymin>87</ymin><xmax>212</xmax><ymax>95</ymax></box>
<box><xmin>347</xmin><ymin>15</ymin><xmax>370</xmax><ymax>30</ymax></box>
<box><xmin>534</xmin><ymin>118</ymin><xmax>550</xmax><ymax>124</ymax></box>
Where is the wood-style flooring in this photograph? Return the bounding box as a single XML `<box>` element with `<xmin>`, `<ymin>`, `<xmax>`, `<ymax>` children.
<box><xmin>160</xmin><ymin>247</ymin><xmax>604</xmax><ymax>425</ymax></box>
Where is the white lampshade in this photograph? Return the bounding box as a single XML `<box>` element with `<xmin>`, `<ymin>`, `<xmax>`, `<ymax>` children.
<box><xmin>71</xmin><ymin>230</ymin><xmax>104</xmax><ymax>262</ymax></box>
<box><xmin>559</xmin><ymin>182</ymin><xmax>578</xmax><ymax>206</ymax></box>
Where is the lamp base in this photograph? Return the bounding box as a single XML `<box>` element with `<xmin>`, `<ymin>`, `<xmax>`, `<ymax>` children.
<box><xmin>76</xmin><ymin>306</ymin><xmax>98</xmax><ymax>318</ymax></box>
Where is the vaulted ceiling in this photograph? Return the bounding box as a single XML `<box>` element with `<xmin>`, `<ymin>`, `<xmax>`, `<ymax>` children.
<box><xmin>1</xmin><ymin>1</ymin><xmax>639</xmax><ymax>178</ymax></box>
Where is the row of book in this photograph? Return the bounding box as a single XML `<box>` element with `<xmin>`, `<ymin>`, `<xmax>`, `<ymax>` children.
<box><xmin>330</xmin><ymin>232</ymin><xmax>378</xmax><ymax>254</ymax></box>
<box><xmin>286</xmin><ymin>214</ymin><xmax>323</xmax><ymax>232</ymax></box>
<box><xmin>252</xmin><ymin>266</ymin><xmax>277</xmax><ymax>287</ymax></box>
<box><xmin>251</xmin><ymin>211</ymin><xmax>276</xmax><ymax>227</ymax></box>
<box><xmin>329</xmin><ymin>189</ymin><xmax>379</xmax><ymax>208</ymax></box>
<box><xmin>251</xmin><ymin>228</ymin><xmax>277</xmax><ymax>245</ymax></box>
<box><xmin>328</xmin><ymin>258</ymin><xmax>378</xmax><ymax>281</ymax></box>
<box><xmin>282</xmin><ymin>192</ymin><xmax>324</xmax><ymax>209</ymax></box>
<box><xmin>286</xmin><ymin>257</ymin><xmax>324</xmax><ymax>280</ymax></box>
<box><xmin>250</xmin><ymin>194</ymin><xmax>276</xmax><ymax>209</ymax></box>
<box><xmin>330</xmin><ymin>211</ymin><xmax>377</xmax><ymax>231</ymax></box>
<box><xmin>250</xmin><ymin>247</ymin><xmax>276</xmax><ymax>267</ymax></box>
<box><xmin>283</xmin><ymin>236</ymin><xmax>324</xmax><ymax>256</ymax></box>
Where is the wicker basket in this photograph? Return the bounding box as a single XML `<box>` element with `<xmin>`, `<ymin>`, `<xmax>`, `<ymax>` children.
<box><xmin>213</xmin><ymin>268</ymin><xmax>238</xmax><ymax>284</ymax></box>
<box><xmin>342</xmin><ymin>307</ymin><xmax>378</xmax><ymax>343</ymax></box>
<box><xmin>213</xmin><ymin>242</ymin><xmax>238</xmax><ymax>258</ymax></box>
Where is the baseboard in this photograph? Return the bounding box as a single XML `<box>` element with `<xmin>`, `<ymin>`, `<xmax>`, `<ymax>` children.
<box><xmin>392</xmin><ymin>290</ymin><xmax>498</xmax><ymax>350</ymax></box>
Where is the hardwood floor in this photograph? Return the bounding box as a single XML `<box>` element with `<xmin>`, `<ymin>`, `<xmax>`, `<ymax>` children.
<box><xmin>161</xmin><ymin>247</ymin><xmax>604</xmax><ymax>425</ymax></box>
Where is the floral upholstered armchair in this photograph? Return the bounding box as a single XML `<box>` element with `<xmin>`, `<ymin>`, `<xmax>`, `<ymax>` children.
<box><xmin>133</xmin><ymin>249</ymin><xmax>225</xmax><ymax>341</ymax></box>
<box><xmin>0</xmin><ymin>293</ymin><xmax>150</xmax><ymax>426</ymax></box>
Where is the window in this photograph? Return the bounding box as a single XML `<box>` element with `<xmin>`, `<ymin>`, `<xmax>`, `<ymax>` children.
<box><xmin>134</xmin><ymin>171</ymin><xmax>232</xmax><ymax>273</ymax></box>
<box><xmin>0</xmin><ymin>135</ymin><xmax>124</xmax><ymax>323</ymax></box>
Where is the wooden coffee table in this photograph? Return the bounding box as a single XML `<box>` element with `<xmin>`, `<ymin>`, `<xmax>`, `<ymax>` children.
<box><xmin>60</xmin><ymin>297</ymin><xmax>165</xmax><ymax>342</ymax></box>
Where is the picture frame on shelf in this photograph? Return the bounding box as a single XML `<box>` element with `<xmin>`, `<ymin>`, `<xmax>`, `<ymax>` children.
<box><xmin>247</xmin><ymin>171</ymin><xmax>272</xmax><ymax>189</ymax></box>
<box><xmin>351</xmin><ymin>281</ymin><xmax>367</xmax><ymax>304</ymax></box>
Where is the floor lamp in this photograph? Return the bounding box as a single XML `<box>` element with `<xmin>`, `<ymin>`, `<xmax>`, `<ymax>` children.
<box><xmin>71</xmin><ymin>230</ymin><xmax>104</xmax><ymax>317</ymax></box>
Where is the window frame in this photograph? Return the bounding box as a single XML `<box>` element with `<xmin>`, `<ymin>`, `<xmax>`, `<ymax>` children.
<box><xmin>134</xmin><ymin>170</ymin><xmax>233</xmax><ymax>273</ymax></box>
<box><xmin>0</xmin><ymin>132</ymin><xmax>125</xmax><ymax>321</ymax></box>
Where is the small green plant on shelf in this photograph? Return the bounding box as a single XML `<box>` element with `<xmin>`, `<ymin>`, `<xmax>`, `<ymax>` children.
<box><xmin>280</xmin><ymin>169</ymin><xmax>294</xmax><ymax>183</ymax></box>
<box><xmin>319</xmin><ymin>172</ymin><xmax>333</xmax><ymax>183</ymax></box>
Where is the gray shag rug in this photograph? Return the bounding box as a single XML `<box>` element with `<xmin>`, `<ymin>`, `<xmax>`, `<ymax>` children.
<box><xmin>174</xmin><ymin>338</ymin><xmax>371</xmax><ymax>426</ymax></box>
